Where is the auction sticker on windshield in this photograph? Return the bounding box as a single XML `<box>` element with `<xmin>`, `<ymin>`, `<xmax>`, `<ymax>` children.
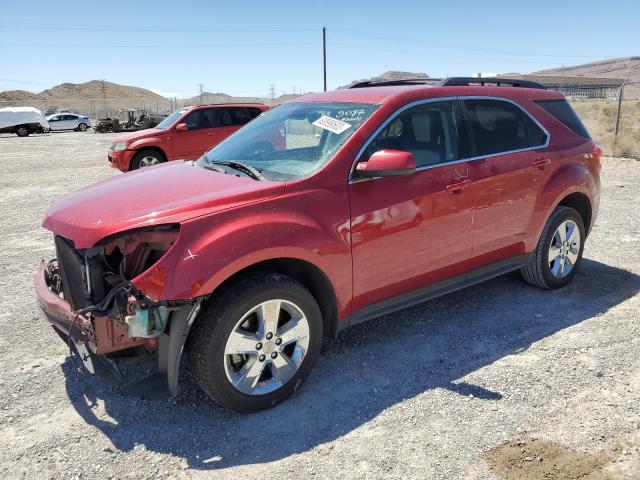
<box><xmin>312</xmin><ymin>115</ymin><xmax>352</xmax><ymax>134</ymax></box>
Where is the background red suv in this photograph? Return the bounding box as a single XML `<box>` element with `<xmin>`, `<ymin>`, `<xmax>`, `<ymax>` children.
<box><xmin>107</xmin><ymin>103</ymin><xmax>273</xmax><ymax>171</ymax></box>
<box><xmin>36</xmin><ymin>78</ymin><xmax>601</xmax><ymax>411</ymax></box>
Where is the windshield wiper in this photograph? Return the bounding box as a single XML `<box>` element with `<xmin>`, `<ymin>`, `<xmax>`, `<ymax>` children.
<box><xmin>207</xmin><ymin>160</ymin><xmax>265</xmax><ymax>181</ymax></box>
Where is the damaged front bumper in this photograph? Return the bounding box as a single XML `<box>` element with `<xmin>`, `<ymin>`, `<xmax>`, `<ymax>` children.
<box><xmin>34</xmin><ymin>258</ymin><xmax>201</xmax><ymax>395</ymax></box>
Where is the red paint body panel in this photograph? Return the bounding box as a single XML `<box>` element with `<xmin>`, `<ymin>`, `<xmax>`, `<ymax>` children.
<box><xmin>43</xmin><ymin>161</ymin><xmax>285</xmax><ymax>249</ymax></box>
<box><xmin>38</xmin><ymin>84</ymin><xmax>600</xmax><ymax>351</ymax></box>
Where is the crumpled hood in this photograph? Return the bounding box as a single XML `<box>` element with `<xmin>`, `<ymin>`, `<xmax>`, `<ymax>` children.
<box><xmin>43</xmin><ymin>161</ymin><xmax>285</xmax><ymax>248</ymax></box>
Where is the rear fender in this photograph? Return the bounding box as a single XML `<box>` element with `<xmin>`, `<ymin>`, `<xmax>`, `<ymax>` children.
<box><xmin>529</xmin><ymin>161</ymin><xmax>595</xmax><ymax>249</ymax></box>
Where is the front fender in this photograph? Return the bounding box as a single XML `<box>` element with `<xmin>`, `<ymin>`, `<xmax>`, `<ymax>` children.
<box><xmin>132</xmin><ymin>191</ymin><xmax>352</xmax><ymax>313</ymax></box>
<box><xmin>128</xmin><ymin>138</ymin><xmax>168</xmax><ymax>158</ymax></box>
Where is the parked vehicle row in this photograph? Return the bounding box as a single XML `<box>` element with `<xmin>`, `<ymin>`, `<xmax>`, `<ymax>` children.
<box><xmin>35</xmin><ymin>78</ymin><xmax>601</xmax><ymax>412</ymax></box>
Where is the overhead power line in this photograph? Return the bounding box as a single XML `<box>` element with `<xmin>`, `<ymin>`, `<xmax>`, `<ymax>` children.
<box><xmin>0</xmin><ymin>41</ymin><xmax>316</xmax><ymax>49</ymax></box>
<box><xmin>0</xmin><ymin>23</ymin><xmax>317</xmax><ymax>33</ymax></box>
<box><xmin>328</xmin><ymin>42</ymin><xmax>591</xmax><ymax>65</ymax></box>
<box><xmin>330</xmin><ymin>28</ymin><xmax>602</xmax><ymax>60</ymax></box>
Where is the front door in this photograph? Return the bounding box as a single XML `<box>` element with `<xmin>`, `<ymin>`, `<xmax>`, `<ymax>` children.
<box><xmin>171</xmin><ymin>109</ymin><xmax>219</xmax><ymax>160</ymax></box>
<box><xmin>349</xmin><ymin>100</ymin><xmax>476</xmax><ymax>311</ymax></box>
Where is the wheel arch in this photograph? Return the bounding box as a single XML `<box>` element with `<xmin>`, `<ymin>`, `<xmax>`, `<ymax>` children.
<box><xmin>200</xmin><ymin>257</ymin><xmax>339</xmax><ymax>342</ymax></box>
<box><xmin>131</xmin><ymin>144</ymin><xmax>167</xmax><ymax>161</ymax></box>
<box><xmin>556</xmin><ymin>192</ymin><xmax>592</xmax><ymax>234</ymax></box>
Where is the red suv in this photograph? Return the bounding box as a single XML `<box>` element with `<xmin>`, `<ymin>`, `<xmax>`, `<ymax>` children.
<box><xmin>107</xmin><ymin>103</ymin><xmax>272</xmax><ymax>171</ymax></box>
<box><xmin>35</xmin><ymin>78</ymin><xmax>601</xmax><ymax>411</ymax></box>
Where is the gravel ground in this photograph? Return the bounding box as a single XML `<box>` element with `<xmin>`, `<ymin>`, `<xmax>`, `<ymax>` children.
<box><xmin>0</xmin><ymin>131</ymin><xmax>639</xmax><ymax>480</ymax></box>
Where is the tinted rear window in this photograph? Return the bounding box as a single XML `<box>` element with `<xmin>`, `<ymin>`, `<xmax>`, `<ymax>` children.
<box><xmin>535</xmin><ymin>99</ymin><xmax>590</xmax><ymax>138</ymax></box>
<box><xmin>464</xmin><ymin>99</ymin><xmax>529</xmax><ymax>156</ymax></box>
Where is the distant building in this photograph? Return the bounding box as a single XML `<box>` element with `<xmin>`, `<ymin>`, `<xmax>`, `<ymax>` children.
<box><xmin>499</xmin><ymin>74</ymin><xmax>625</xmax><ymax>100</ymax></box>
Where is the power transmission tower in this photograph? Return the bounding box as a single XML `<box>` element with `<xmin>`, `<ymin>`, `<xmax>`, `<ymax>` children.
<box><xmin>269</xmin><ymin>84</ymin><xmax>276</xmax><ymax>100</ymax></box>
<box><xmin>198</xmin><ymin>83</ymin><xmax>204</xmax><ymax>105</ymax></box>
<box><xmin>101</xmin><ymin>80</ymin><xmax>108</xmax><ymax>114</ymax></box>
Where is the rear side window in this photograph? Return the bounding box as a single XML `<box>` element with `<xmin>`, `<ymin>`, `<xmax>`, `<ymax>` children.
<box><xmin>225</xmin><ymin>107</ymin><xmax>254</xmax><ymax>126</ymax></box>
<box><xmin>463</xmin><ymin>99</ymin><xmax>529</xmax><ymax>156</ymax></box>
<box><xmin>247</xmin><ymin>107</ymin><xmax>263</xmax><ymax>119</ymax></box>
<box><xmin>535</xmin><ymin>99</ymin><xmax>590</xmax><ymax>138</ymax></box>
<box><xmin>523</xmin><ymin>113</ymin><xmax>548</xmax><ymax>147</ymax></box>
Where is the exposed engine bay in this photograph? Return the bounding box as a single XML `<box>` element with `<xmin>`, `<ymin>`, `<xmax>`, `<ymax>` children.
<box><xmin>50</xmin><ymin>226</ymin><xmax>183</xmax><ymax>349</ymax></box>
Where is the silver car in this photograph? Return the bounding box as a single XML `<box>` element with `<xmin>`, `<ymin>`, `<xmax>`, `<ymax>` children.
<box><xmin>46</xmin><ymin>113</ymin><xmax>92</xmax><ymax>132</ymax></box>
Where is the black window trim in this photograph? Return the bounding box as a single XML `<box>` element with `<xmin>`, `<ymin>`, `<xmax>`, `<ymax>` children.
<box><xmin>350</xmin><ymin>95</ymin><xmax>550</xmax><ymax>182</ymax></box>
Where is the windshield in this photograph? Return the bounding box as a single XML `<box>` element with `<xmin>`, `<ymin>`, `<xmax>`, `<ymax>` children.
<box><xmin>197</xmin><ymin>102</ymin><xmax>377</xmax><ymax>181</ymax></box>
<box><xmin>155</xmin><ymin>108</ymin><xmax>187</xmax><ymax>129</ymax></box>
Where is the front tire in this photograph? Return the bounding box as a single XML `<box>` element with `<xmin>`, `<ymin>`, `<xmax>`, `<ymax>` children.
<box><xmin>521</xmin><ymin>206</ymin><xmax>585</xmax><ymax>289</ymax></box>
<box><xmin>188</xmin><ymin>273</ymin><xmax>323</xmax><ymax>412</ymax></box>
<box><xmin>78</xmin><ymin>123</ymin><xmax>88</xmax><ymax>132</ymax></box>
<box><xmin>15</xmin><ymin>126</ymin><xmax>29</xmax><ymax>137</ymax></box>
<box><xmin>130</xmin><ymin>149</ymin><xmax>165</xmax><ymax>170</ymax></box>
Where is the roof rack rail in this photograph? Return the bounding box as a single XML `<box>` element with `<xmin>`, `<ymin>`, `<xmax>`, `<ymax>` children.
<box><xmin>438</xmin><ymin>77</ymin><xmax>546</xmax><ymax>90</ymax></box>
<box><xmin>349</xmin><ymin>78</ymin><xmax>433</xmax><ymax>89</ymax></box>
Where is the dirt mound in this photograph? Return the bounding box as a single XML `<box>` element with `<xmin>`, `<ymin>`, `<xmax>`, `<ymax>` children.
<box><xmin>487</xmin><ymin>437</ymin><xmax>613</xmax><ymax>480</ymax></box>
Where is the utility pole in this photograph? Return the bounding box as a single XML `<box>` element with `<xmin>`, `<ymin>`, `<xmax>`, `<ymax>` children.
<box><xmin>614</xmin><ymin>76</ymin><xmax>629</xmax><ymax>137</ymax></box>
<box><xmin>198</xmin><ymin>83</ymin><xmax>204</xmax><ymax>105</ymax></box>
<box><xmin>322</xmin><ymin>26</ymin><xmax>327</xmax><ymax>91</ymax></box>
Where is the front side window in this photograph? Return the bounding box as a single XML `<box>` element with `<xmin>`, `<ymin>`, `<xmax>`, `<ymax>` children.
<box><xmin>362</xmin><ymin>101</ymin><xmax>462</xmax><ymax>168</ymax></box>
<box><xmin>464</xmin><ymin>99</ymin><xmax>539</xmax><ymax>156</ymax></box>
<box><xmin>198</xmin><ymin>102</ymin><xmax>378</xmax><ymax>181</ymax></box>
<box><xmin>156</xmin><ymin>108</ymin><xmax>187</xmax><ymax>129</ymax></box>
<box><xmin>183</xmin><ymin>110</ymin><xmax>213</xmax><ymax>130</ymax></box>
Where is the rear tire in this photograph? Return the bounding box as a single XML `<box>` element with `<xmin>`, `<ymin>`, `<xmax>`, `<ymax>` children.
<box><xmin>130</xmin><ymin>149</ymin><xmax>165</xmax><ymax>170</ymax></box>
<box><xmin>187</xmin><ymin>272</ymin><xmax>323</xmax><ymax>412</ymax></box>
<box><xmin>521</xmin><ymin>206</ymin><xmax>585</xmax><ymax>289</ymax></box>
<box><xmin>15</xmin><ymin>126</ymin><xmax>29</xmax><ymax>137</ymax></box>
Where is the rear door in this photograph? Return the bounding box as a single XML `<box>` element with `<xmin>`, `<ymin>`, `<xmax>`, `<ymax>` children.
<box><xmin>215</xmin><ymin>107</ymin><xmax>256</xmax><ymax>143</ymax></box>
<box><xmin>462</xmin><ymin>98</ymin><xmax>552</xmax><ymax>266</ymax></box>
<box><xmin>349</xmin><ymin>100</ymin><xmax>477</xmax><ymax>310</ymax></box>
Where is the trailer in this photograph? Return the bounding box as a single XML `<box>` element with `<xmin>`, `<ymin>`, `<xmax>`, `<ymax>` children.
<box><xmin>0</xmin><ymin>107</ymin><xmax>49</xmax><ymax>137</ymax></box>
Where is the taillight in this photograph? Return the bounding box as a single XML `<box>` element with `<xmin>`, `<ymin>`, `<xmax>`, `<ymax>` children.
<box><xmin>592</xmin><ymin>144</ymin><xmax>603</xmax><ymax>171</ymax></box>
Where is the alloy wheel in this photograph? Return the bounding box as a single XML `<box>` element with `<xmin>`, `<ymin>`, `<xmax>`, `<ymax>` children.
<box><xmin>548</xmin><ymin>219</ymin><xmax>581</xmax><ymax>279</ymax></box>
<box><xmin>139</xmin><ymin>156</ymin><xmax>160</xmax><ymax>167</ymax></box>
<box><xmin>223</xmin><ymin>299</ymin><xmax>310</xmax><ymax>396</ymax></box>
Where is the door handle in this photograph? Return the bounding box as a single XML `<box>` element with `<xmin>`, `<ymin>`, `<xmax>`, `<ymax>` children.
<box><xmin>532</xmin><ymin>158</ymin><xmax>552</xmax><ymax>169</ymax></box>
<box><xmin>207</xmin><ymin>132</ymin><xmax>216</xmax><ymax>136</ymax></box>
<box><xmin>446</xmin><ymin>179</ymin><xmax>472</xmax><ymax>194</ymax></box>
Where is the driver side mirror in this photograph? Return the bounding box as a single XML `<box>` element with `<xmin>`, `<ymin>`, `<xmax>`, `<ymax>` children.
<box><xmin>354</xmin><ymin>149</ymin><xmax>416</xmax><ymax>178</ymax></box>
<box><xmin>175</xmin><ymin>123</ymin><xmax>188</xmax><ymax>132</ymax></box>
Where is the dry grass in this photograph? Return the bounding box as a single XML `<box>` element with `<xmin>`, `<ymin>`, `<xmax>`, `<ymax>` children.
<box><xmin>570</xmin><ymin>100</ymin><xmax>640</xmax><ymax>158</ymax></box>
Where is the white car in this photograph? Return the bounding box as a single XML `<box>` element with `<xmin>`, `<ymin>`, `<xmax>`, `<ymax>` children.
<box><xmin>46</xmin><ymin>113</ymin><xmax>92</xmax><ymax>132</ymax></box>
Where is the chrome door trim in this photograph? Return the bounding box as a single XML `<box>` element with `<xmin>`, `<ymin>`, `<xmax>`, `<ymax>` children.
<box><xmin>348</xmin><ymin>95</ymin><xmax>551</xmax><ymax>183</ymax></box>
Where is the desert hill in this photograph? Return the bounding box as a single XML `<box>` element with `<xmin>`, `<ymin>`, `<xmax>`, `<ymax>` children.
<box><xmin>533</xmin><ymin>56</ymin><xmax>640</xmax><ymax>98</ymax></box>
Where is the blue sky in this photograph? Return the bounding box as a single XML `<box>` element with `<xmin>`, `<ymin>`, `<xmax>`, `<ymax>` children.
<box><xmin>0</xmin><ymin>0</ymin><xmax>637</xmax><ymax>98</ymax></box>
